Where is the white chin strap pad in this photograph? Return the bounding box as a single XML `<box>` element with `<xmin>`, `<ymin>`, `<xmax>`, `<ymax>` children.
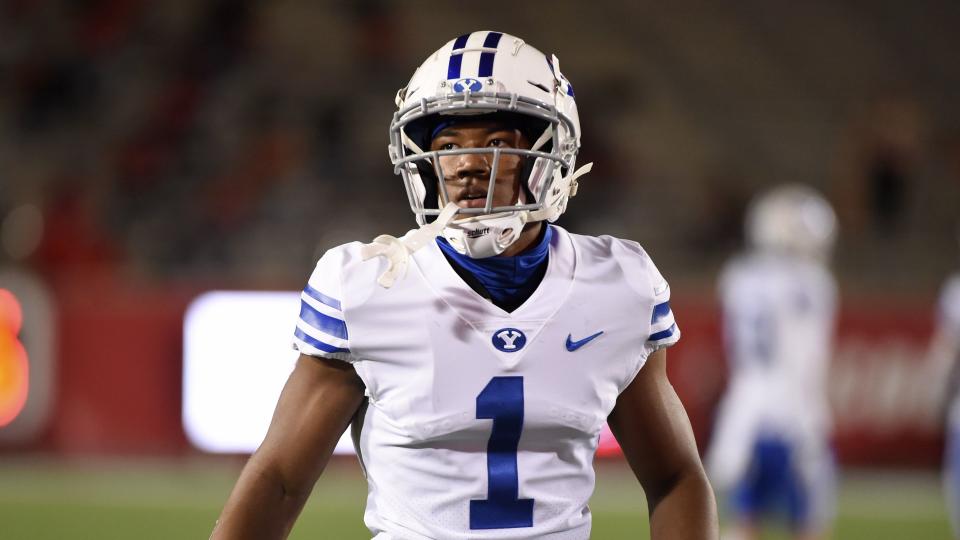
<box><xmin>441</xmin><ymin>211</ymin><xmax>528</xmax><ymax>259</ymax></box>
<box><xmin>361</xmin><ymin>202</ymin><xmax>459</xmax><ymax>288</ymax></box>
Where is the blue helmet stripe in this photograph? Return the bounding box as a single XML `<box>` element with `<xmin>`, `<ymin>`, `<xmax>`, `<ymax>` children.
<box><xmin>294</xmin><ymin>327</ymin><xmax>349</xmax><ymax>354</ymax></box>
<box><xmin>447</xmin><ymin>33</ymin><xmax>470</xmax><ymax>79</ymax></box>
<box><xmin>477</xmin><ymin>32</ymin><xmax>503</xmax><ymax>77</ymax></box>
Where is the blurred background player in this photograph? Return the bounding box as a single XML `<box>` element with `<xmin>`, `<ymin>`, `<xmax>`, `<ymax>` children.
<box><xmin>925</xmin><ymin>226</ymin><xmax>960</xmax><ymax>538</ymax></box>
<box><xmin>707</xmin><ymin>185</ymin><xmax>839</xmax><ymax>540</ymax></box>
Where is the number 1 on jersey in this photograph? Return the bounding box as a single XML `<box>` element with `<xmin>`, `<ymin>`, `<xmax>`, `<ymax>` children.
<box><xmin>470</xmin><ymin>376</ymin><xmax>534</xmax><ymax>529</ymax></box>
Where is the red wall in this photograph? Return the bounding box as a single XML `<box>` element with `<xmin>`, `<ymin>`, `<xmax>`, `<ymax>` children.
<box><xmin>40</xmin><ymin>277</ymin><xmax>198</xmax><ymax>454</ymax></box>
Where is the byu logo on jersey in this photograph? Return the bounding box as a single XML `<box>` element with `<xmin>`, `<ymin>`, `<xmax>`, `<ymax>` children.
<box><xmin>453</xmin><ymin>78</ymin><xmax>483</xmax><ymax>93</ymax></box>
<box><xmin>492</xmin><ymin>328</ymin><xmax>526</xmax><ymax>352</ymax></box>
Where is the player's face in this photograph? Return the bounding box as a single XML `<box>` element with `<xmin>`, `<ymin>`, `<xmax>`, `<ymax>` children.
<box><xmin>429</xmin><ymin>120</ymin><xmax>530</xmax><ymax>213</ymax></box>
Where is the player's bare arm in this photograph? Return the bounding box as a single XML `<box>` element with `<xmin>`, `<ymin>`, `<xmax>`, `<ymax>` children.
<box><xmin>607</xmin><ymin>348</ymin><xmax>719</xmax><ymax>540</ymax></box>
<box><xmin>211</xmin><ymin>354</ymin><xmax>365</xmax><ymax>540</ymax></box>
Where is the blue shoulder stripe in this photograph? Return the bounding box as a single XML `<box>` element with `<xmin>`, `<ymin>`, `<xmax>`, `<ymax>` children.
<box><xmin>651</xmin><ymin>301</ymin><xmax>671</xmax><ymax>323</ymax></box>
<box><xmin>299</xmin><ymin>300</ymin><xmax>348</xmax><ymax>340</ymax></box>
<box><xmin>477</xmin><ymin>32</ymin><xmax>503</xmax><ymax>77</ymax></box>
<box><xmin>649</xmin><ymin>324</ymin><xmax>676</xmax><ymax>342</ymax></box>
<box><xmin>447</xmin><ymin>33</ymin><xmax>470</xmax><ymax>79</ymax></box>
<box><xmin>295</xmin><ymin>327</ymin><xmax>349</xmax><ymax>354</ymax></box>
<box><xmin>303</xmin><ymin>284</ymin><xmax>341</xmax><ymax>311</ymax></box>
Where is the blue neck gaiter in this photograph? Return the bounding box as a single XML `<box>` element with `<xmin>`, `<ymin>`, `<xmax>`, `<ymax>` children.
<box><xmin>437</xmin><ymin>225</ymin><xmax>553</xmax><ymax>312</ymax></box>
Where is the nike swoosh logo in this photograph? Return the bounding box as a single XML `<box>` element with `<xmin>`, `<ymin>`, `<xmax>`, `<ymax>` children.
<box><xmin>566</xmin><ymin>331</ymin><xmax>604</xmax><ymax>352</ymax></box>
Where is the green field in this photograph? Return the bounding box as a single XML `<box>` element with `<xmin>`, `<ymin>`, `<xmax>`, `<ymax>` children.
<box><xmin>0</xmin><ymin>457</ymin><xmax>951</xmax><ymax>539</ymax></box>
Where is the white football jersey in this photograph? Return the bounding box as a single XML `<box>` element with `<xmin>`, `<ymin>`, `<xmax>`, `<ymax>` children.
<box><xmin>707</xmin><ymin>251</ymin><xmax>836</xmax><ymax>489</ymax></box>
<box><xmin>937</xmin><ymin>273</ymin><xmax>960</xmax><ymax>426</ymax></box>
<box><xmin>292</xmin><ymin>225</ymin><xmax>679</xmax><ymax>540</ymax></box>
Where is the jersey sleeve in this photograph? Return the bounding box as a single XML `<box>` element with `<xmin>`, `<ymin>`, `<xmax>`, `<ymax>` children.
<box><xmin>610</xmin><ymin>237</ymin><xmax>681</xmax><ymax>358</ymax></box>
<box><xmin>292</xmin><ymin>249</ymin><xmax>353</xmax><ymax>363</ymax></box>
<box><xmin>644</xmin><ymin>264</ymin><xmax>681</xmax><ymax>357</ymax></box>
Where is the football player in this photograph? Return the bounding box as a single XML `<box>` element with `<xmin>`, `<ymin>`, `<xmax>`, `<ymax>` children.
<box><xmin>212</xmin><ymin>31</ymin><xmax>717</xmax><ymax>539</ymax></box>
<box><xmin>925</xmin><ymin>228</ymin><xmax>960</xmax><ymax>537</ymax></box>
<box><xmin>706</xmin><ymin>185</ymin><xmax>838</xmax><ymax>540</ymax></box>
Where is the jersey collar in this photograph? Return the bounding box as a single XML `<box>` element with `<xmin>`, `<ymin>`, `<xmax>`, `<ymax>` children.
<box><xmin>435</xmin><ymin>226</ymin><xmax>553</xmax><ymax>312</ymax></box>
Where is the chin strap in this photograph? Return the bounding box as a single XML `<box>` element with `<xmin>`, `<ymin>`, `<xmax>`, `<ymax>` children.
<box><xmin>361</xmin><ymin>202</ymin><xmax>459</xmax><ymax>288</ymax></box>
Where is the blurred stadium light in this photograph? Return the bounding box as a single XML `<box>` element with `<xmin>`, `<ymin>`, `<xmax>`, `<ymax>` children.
<box><xmin>0</xmin><ymin>288</ymin><xmax>28</xmax><ymax>427</ymax></box>
<box><xmin>0</xmin><ymin>270</ymin><xmax>54</xmax><ymax>443</ymax></box>
<box><xmin>183</xmin><ymin>290</ymin><xmax>354</xmax><ymax>454</ymax></box>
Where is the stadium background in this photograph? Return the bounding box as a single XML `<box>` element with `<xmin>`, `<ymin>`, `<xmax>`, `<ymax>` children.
<box><xmin>1</xmin><ymin>0</ymin><xmax>959</xmax><ymax>538</ymax></box>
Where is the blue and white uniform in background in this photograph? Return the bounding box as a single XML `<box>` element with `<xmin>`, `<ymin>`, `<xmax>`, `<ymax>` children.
<box><xmin>293</xmin><ymin>225</ymin><xmax>678</xmax><ymax>540</ymax></box>
<box><xmin>937</xmin><ymin>273</ymin><xmax>960</xmax><ymax>534</ymax></box>
<box><xmin>708</xmin><ymin>251</ymin><xmax>837</xmax><ymax>532</ymax></box>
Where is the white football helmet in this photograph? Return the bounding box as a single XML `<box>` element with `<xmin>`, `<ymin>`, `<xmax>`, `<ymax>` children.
<box><xmin>746</xmin><ymin>184</ymin><xmax>837</xmax><ymax>261</ymax></box>
<box><xmin>387</xmin><ymin>31</ymin><xmax>591</xmax><ymax>258</ymax></box>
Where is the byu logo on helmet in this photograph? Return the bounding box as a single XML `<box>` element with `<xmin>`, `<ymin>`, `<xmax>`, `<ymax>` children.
<box><xmin>492</xmin><ymin>328</ymin><xmax>526</xmax><ymax>352</ymax></box>
<box><xmin>452</xmin><ymin>78</ymin><xmax>483</xmax><ymax>93</ymax></box>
